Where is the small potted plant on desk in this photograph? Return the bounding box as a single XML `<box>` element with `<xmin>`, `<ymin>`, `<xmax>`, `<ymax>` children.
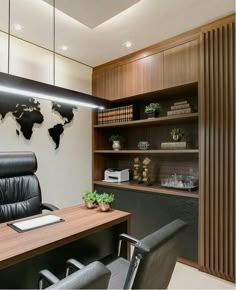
<box><xmin>144</xmin><ymin>102</ymin><xmax>161</xmax><ymax>118</ymax></box>
<box><xmin>82</xmin><ymin>191</ymin><xmax>97</xmax><ymax>209</ymax></box>
<box><xmin>109</xmin><ymin>134</ymin><xmax>125</xmax><ymax>151</ymax></box>
<box><xmin>97</xmin><ymin>193</ymin><xmax>114</xmax><ymax>212</ymax></box>
<box><xmin>170</xmin><ymin>128</ymin><xmax>185</xmax><ymax>142</ymax></box>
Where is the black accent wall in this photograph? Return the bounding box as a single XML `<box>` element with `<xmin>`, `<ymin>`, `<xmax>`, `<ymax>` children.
<box><xmin>95</xmin><ymin>185</ymin><xmax>198</xmax><ymax>263</ymax></box>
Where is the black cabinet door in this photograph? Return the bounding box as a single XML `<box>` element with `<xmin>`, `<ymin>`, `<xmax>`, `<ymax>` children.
<box><xmin>95</xmin><ymin>185</ymin><xmax>198</xmax><ymax>263</ymax></box>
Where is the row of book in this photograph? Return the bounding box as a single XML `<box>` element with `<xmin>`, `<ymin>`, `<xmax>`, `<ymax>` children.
<box><xmin>167</xmin><ymin>100</ymin><xmax>192</xmax><ymax>116</ymax></box>
<box><xmin>97</xmin><ymin>105</ymin><xmax>133</xmax><ymax>124</ymax></box>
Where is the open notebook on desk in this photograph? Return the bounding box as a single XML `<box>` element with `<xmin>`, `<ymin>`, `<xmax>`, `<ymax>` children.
<box><xmin>8</xmin><ymin>214</ymin><xmax>64</xmax><ymax>233</ymax></box>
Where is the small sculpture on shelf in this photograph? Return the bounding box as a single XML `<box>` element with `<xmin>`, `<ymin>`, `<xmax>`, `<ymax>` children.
<box><xmin>133</xmin><ymin>157</ymin><xmax>142</xmax><ymax>183</ymax></box>
<box><xmin>142</xmin><ymin>157</ymin><xmax>152</xmax><ymax>185</ymax></box>
<box><xmin>137</xmin><ymin>141</ymin><xmax>150</xmax><ymax>150</ymax></box>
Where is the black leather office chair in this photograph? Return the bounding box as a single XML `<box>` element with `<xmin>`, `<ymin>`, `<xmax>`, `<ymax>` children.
<box><xmin>0</xmin><ymin>152</ymin><xmax>58</xmax><ymax>223</ymax></box>
<box><xmin>66</xmin><ymin>219</ymin><xmax>187</xmax><ymax>289</ymax></box>
<box><xmin>38</xmin><ymin>261</ymin><xmax>111</xmax><ymax>289</ymax></box>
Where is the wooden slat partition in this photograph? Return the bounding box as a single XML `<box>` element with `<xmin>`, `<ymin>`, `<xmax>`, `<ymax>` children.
<box><xmin>199</xmin><ymin>21</ymin><xmax>235</xmax><ymax>282</ymax></box>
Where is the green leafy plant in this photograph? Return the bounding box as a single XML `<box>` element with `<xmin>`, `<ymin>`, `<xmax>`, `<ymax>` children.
<box><xmin>82</xmin><ymin>190</ymin><xmax>97</xmax><ymax>202</ymax></box>
<box><xmin>170</xmin><ymin>128</ymin><xmax>185</xmax><ymax>138</ymax></box>
<box><xmin>108</xmin><ymin>134</ymin><xmax>125</xmax><ymax>143</ymax></box>
<box><xmin>97</xmin><ymin>193</ymin><xmax>114</xmax><ymax>204</ymax></box>
<box><xmin>145</xmin><ymin>103</ymin><xmax>161</xmax><ymax>113</ymax></box>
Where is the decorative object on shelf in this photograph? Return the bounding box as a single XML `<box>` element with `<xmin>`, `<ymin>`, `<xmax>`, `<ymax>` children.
<box><xmin>142</xmin><ymin>157</ymin><xmax>152</xmax><ymax>185</ymax></box>
<box><xmin>97</xmin><ymin>193</ymin><xmax>114</xmax><ymax>212</ymax></box>
<box><xmin>104</xmin><ymin>168</ymin><xmax>129</xmax><ymax>183</ymax></box>
<box><xmin>133</xmin><ymin>157</ymin><xmax>142</xmax><ymax>183</ymax></box>
<box><xmin>144</xmin><ymin>103</ymin><xmax>161</xmax><ymax>118</ymax></box>
<box><xmin>109</xmin><ymin>134</ymin><xmax>125</xmax><ymax>151</ymax></box>
<box><xmin>98</xmin><ymin>105</ymin><xmax>133</xmax><ymax>124</ymax></box>
<box><xmin>82</xmin><ymin>191</ymin><xmax>97</xmax><ymax>209</ymax></box>
<box><xmin>137</xmin><ymin>141</ymin><xmax>150</xmax><ymax>150</ymax></box>
<box><xmin>161</xmin><ymin>173</ymin><xmax>198</xmax><ymax>192</ymax></box>
<box><xmin>170</xmin><ymin>128</ymin><xmax>185</xmax><ymax>142</ymax></box>
<box><xmin>167</xmin><ymin>101</ymin><xmax>192</xmax><ymax>116</ymax></box>
<box><xmin>161</xmin><ymin>141</ymin><xmax>191</xmax><ymax>150</ymax></box>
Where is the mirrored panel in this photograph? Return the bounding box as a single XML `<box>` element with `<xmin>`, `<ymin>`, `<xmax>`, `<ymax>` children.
<box><xmin>10</xmin><ymin>36</ymin><xmax>53</xmax><ymax>84</ymax></box>
<box><xmin>10</xmin><ymin>0</ymin><xmax>54</xmax><ymax>50</ymax></box>
<box><xmin>0</xmin><ymin>0</ymin><xmax>9</xmax><ymax>32</ymax></box>
<box><xmin>0</xmin><ymin>31</ymin><xmax>8</xmax><ymax>73</ymax></box>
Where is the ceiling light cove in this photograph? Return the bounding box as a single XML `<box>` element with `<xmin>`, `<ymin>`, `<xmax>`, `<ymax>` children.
<box><xmin>14</xmin><ymin>24</ymin><xmax>23</xmax><ymax>31</ymax></box>
<box><xmin>123</xmin><ymin>41</ymin><xmax>133</xmax><ymax>48</ymax></box>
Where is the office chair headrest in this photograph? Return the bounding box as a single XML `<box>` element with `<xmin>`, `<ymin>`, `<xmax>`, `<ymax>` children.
<box><xmin>0</xmin><ymin>152</ymin><xmax>37</xmax><ymax>178</ymax></box>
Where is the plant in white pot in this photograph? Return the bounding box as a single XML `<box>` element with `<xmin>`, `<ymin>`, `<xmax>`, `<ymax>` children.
<box><xmin>170</xmin><ymin>128</ymin><xmax>185</xmax><ymax>142</ymax></box>
<box><xmin>82</xmin><ymin>191</ymin><xmax>97</xmax><ymax>209</ymax></box>
<box><xmin>109</xmin><ymin>134</ymin><xmax>125</xmax><ymax>151</ymax></box>
<box><xmin>97</xmin><ymin>193</ymin><xmax>114</xmax><ymax>212</ymax></box>
<box><xmin>144</xmin><ymin>103</ymin><xmax>161</xmax><ymax>118</ymax></box>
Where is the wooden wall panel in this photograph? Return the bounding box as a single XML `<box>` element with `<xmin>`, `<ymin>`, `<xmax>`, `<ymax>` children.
<box><xmin>199</xmin><ymin>22</ymin><xmax>235</xmax><ymax>282</ymax></box>
<box><xmin>163</xmin><ymin>39</ymin><xmax>199</xmax><ymax>88</ymax></box>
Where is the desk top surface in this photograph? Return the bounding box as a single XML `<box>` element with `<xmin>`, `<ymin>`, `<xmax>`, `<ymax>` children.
<box><xmin>0</xmin><ymin>204</ymin><xmax>130</xmax><ymax>270</ymax></box>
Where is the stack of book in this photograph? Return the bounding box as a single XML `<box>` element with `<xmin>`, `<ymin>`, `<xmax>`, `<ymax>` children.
<box><xmin>97</xmin><ymin>105</ymin><xmax>133</xmax><ymax>124</ymax></box>
<box><xmin>167</xmin><ymin>101</ymin><xmax>192</xmax><ymax>116</ymax></box>
<box><xmin>161</xmin><ymin>141</ymin><xmax>191</xmax><ymax>150</ymax></box>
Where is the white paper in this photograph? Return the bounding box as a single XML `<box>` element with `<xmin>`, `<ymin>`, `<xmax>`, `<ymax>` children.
<box><xmin>103</xmin><ymin>179</ymin><xmax>118</xmax><ymax>183</ymax></box>
<box><xmin>12</xmin><ymin>215</ymin><xmax>61</xmax><ymax>231</ymax></box>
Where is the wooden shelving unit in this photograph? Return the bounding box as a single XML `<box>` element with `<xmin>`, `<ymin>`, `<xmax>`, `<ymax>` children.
<box><xmin>94</xmin><ymin>149</ymin><xmax>199</xmax><ymax>154</ymax></box>
<box><xmin>93</xmin><ymin>82</ymin><xmax>199</xmax><ymax>198</ymax></box>
<box><xmin>94</xmin><ymin>180</ymin><xmax>199</xmax><ymax>199</ymax></box>
<box><xmin>94</xmin><ymin>112</ymin><xmax>198</xmax><ymax>128</ymax></box>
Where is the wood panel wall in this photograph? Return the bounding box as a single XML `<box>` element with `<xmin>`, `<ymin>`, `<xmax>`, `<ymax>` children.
<box><xmin>199</xmin><ymin>21</ymin><xmax>235</xmax><ymax>282</ymax></box>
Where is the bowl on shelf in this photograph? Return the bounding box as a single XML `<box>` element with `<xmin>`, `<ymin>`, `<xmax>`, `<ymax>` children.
<box><xmin>137</xmin><ymin>141</ymin><xmax>150</xmax><ymax>150</ymax></box>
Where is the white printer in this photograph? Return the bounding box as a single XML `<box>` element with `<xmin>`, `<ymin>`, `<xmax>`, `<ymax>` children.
<box><xmin>104</xmin><ymin>168</ymin><xmax>129</xmax><ymax>183</ymax></box>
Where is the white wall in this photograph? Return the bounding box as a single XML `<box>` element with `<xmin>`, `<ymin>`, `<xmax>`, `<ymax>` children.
<box><xmin>0</xmin><ymin>34</ymin><xmax>93</xmax><ymax>208</ymax></box>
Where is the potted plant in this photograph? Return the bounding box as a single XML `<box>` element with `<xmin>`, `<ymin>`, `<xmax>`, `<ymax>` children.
<box><xmin>144</xmin><ymin>103</ymin><xmax>161</xmax><ymax>118</ymax></box>
<box><xmin>170</xmin><ymin>128</ymin><xmax>185</xmax><ymax>142</ymax></box>
<box><xmin>97</xmin><ymin>193</ymin><xmax>114</xmax><ymax>212</ymax></box>
<box><xmin>109</xmin><ymin>134</ymin><xmax>125</xmax><ymax>151</ymax></box>
<box><xmin>82</xmin><ymin>190</ymin><xmax>97</xmax><ymax>209</ymax></box>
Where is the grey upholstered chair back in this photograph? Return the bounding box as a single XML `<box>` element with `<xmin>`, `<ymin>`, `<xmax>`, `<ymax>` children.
<box><xmin>0</xmin><ymin>152</ymin><xmax>42</xmax><ymax>223</ymax></box>
<box><xmin>47</xmin><ymin>261</ymin><xmax>111</xmax><ymax>289</ymax></box>
<box><xmin>125</xmin><ymin>219</ymin><xmax>187</xmax><ymax>289</ymax></box>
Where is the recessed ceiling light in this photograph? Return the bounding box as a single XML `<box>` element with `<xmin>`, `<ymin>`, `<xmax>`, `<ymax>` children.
<box><xmin>123</xmin><ymin>41</ymin><xmax>133</xmax><ymax>48</ymax></box>
<box><xmin>14</xmin><ymin>24</ymin><xmax>23</xmax><ymax>31</ymax></box>
<box><xmin>61</xmin><ymin>45</ymin><xmax>68</xmax><ymax>51</ymax></box>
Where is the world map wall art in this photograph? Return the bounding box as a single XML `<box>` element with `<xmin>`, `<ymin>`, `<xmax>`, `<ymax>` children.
<box><xmin>0</xmin><ymin>93</ymin><xmax>77</xmax><ymax>149</ymax></box>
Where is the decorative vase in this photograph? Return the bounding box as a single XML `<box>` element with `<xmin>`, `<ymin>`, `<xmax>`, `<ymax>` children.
<box><xmin>112</xmin><ymin>140</ymin><xmax>121</xmax><ymax>151</ymax></box>
<box><xmin>99</xmin><ymin>203</ymin><xmax>111</xmax><ymax>212</ymax></box>
<box><xmin>172</xmin><ymin>135</ymin><xmax>181</xmax><ymax>142</ymax></box>
<box><xmin>85</xmin><ymin>201</ymin><xmax>95</xmax><ymax>209</ymax></box>
<box><xmin>145</xmin><ymin>110</ymin><xmax>160</xmax><ymax>119</ymax></box>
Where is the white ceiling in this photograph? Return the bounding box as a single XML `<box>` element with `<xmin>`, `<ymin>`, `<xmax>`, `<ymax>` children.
<box><xmin>0</xmin><ymin>0</ymin><xmax>235</xmax><ymax>67</ymax></box>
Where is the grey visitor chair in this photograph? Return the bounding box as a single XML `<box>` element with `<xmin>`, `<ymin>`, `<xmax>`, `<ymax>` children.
<box><xmin>38</xmin><ymin>261</ymin><xmax>111</xmax><ymax>289</ymax></box>
<box><xmin>0</xmin><ymin>152</ymin><xmax>58</xmax><ymax>223</ymax></box>
<box><xmin>66</xmin><ymin>219</ymin><xmax>187</xmax><ymax>289</ymax></box>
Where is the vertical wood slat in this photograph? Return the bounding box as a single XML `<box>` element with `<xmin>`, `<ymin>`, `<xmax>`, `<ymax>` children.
<box><xmin>200</xmin><ymin>21</ymin><xmax>235</xmax><ymax>283</ymax></box>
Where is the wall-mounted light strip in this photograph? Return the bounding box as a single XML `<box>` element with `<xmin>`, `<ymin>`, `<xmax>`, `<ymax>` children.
<box><xmin>0</xmin><ymin>85</ymin><xmax>104</xmax><ymax>109</ymax></box>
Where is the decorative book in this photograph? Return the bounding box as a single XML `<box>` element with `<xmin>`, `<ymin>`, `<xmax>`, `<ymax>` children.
<box><xmin>161</xmin><ymin>142</ymin><xmax>191</xmax><ymax>150</ymax></box>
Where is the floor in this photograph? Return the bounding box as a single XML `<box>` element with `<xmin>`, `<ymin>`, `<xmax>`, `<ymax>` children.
<box><xmin>168</xmin><ymin>262</ymin><xmax>235</xmax><ymax>289</ymax></box>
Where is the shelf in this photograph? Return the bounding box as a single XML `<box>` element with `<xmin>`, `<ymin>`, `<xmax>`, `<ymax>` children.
<box><xmin>94</xmin><ymin>180</ymin><xmax>199</xmax><ymax>199</ymax></box>
<box><xmin>94</xmin><ymin>149</ymin><xmax>199</xmax><ymax>154</ymax></box>
<box><xmin>94</xmin><ymin>113</ymin><xmax>198</xmax><ymax>128</ymax></box>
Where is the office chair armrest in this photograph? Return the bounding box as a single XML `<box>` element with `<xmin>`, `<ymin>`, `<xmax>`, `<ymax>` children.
<box><xmin>41</xmin><ymin>203</ymin><xmax>59</xmax><ymax>211</ymax></box>
<box><xmin>38</xmin><ymin>269</ymin><xmax>59</xmax><ymax>289</ymax></box>
<box><xmin>119</xmin><ymin>233</ymin><xmax>140</xmax><ymax>244</ymax></box>
<box><xmin>118</xmin><ymin>233</ymin><xmax>140</xmax><ymax>256</ymax></box>
<box><xmin>66</xmin><ymin>258</ymin><xmax>85</xmax><ymax>276</ymax></box>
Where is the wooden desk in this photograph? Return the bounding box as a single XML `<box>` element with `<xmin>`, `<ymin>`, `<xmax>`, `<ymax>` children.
<box><xmin>0</xmin><ymin>205</ymin><xmax>131</xmax><ymax>271</ymax></box>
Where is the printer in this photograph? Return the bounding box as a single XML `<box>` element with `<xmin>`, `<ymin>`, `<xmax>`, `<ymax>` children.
<box><xmin>104</xmin><ymin>168</ymin><xmax>129</xmax><ymax>183</ymax></box>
